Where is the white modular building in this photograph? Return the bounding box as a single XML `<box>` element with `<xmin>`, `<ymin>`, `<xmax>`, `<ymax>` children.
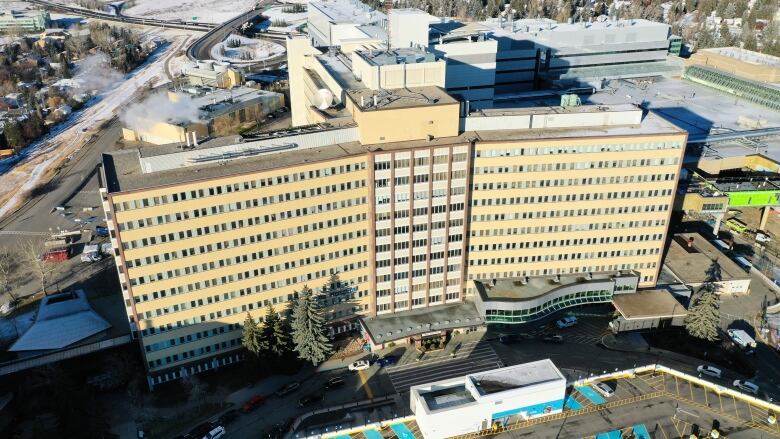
<box><xmin>410</xmin><ymin>359</ymin><xmax>566</xmax><ymax>438</ymax></box>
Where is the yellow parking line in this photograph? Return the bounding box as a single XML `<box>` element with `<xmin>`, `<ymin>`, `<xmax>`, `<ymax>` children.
<box><xmin>658</xmin><ymin>422</ymin><xmax>671</xmax><ymax>439</ymax></box>
<box><xmin>358</xmin><ymin>369</ymin><xmax>374</xmax><ymax>399</ymax></box>
<box><xmin>732</xmin><ymin>395</ymin><xmax>740</xmax><ymax>419</ymax></box>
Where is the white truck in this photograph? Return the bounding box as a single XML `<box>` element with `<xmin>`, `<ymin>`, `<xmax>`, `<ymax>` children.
<box><xmin>80</xmin><ymin>244</ymin><xmax>102</xmax><ymax>262</ymax></box>
<box><xmin>727</xmin><ymin>329</ymin><xmax>757</xmax><ymax>351</ymax></box>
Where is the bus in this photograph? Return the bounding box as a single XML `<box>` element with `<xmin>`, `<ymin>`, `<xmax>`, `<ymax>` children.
<box><xmin>725</xmin><ymin>218</ymin><xmax>748</xmax><ymax>234</ymax></box>
<box><xmin>734</xmin><ymin>256</ymin><xmax>753</xmax><ymax>272</ymax></box>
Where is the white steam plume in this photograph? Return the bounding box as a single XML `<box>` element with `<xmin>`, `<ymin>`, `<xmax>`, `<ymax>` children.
<box><xmin>121</xmin><ymin>92</ymin><xmax>203</xmax><ymax>132</ymax></box>
<box><xmin>73</xmin><ymin>53</ymin><xmax>123</xmax><ymax>93</ymax></box>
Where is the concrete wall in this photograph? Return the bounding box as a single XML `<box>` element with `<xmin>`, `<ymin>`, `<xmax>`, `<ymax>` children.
<box><xmin>287</xmin><ymin>37</ymin><xmax>325</xmax><ymax>127</ymax></box>
<box><xmin>347</xmin><ymin>99</ymin><xmax>460</xmax><ymax>144</ymax></box>
<box><xmin>351</xmin><ymin>53</ymin><xmax>446</xmax><ymax>90</ymax></box>
<box><xmin>389</xmin><ymin>9</ymin><xmax>429</xmax><ymax>49</ymax></box>
<box><xmin>688</xmin><ymin>48</ymin><xmax>780</xmax><ymax>83</ymax></box>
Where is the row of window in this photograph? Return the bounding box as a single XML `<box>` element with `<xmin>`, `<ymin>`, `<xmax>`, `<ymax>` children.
<box><xmin>377</xmin><ymin>278</ymin><xmax>460</xmax><ymax>297</ymax></box>
<box><xmin>376</xmin><ymin>249</ymin><xmax>462</xmax><ymax>268</ymax></box>
<box><xmin>483</xmin><ymin>290</ymin><xmax>613</xmax><ymax>324</ymax></box>
<box><xmin>114</xmin><ymin>161</ymin><xmax>366</xmax><ymax>212</ymax></box>
<box><xmin>148</xmin><ymin>338</ymin><xmax>240</xmax><ymax>370</ymax></box>
<box><xmin>128</xmin><ymin>213</ymin><xmax>367</xmax><ymax>270</ymax></box>
<box><xmin>474</xmin><ymin>157</ymin><xmax>679</xmax><ymax>174</ymax></box>
<box><xmin>475</xmin><ymin>141</ymin><xmax>682</xmax><ymax>158</ymax></box>
<box><xmin>469</xmin><ymin>247</ymin><xmax>660</xmax><ymax>266</ymax></box>
<box><xmin>375</xmin><ymin>233</ymin><xmax>464</xmax><ymax>253</ymax></box>
<box><xmin>470</xmin><ymin>234</ymin><xmax>665</xmax><ymax>252</ymax></box>
<box><xmin>471</xmin><ymin>190</ymin><xmax>673</xmax><ymax>207</ymax></box>
<box><xmin>373</xmin><ymin>153</ymin><xmax>468</xmax><ymax>170</ymax></box>
<box><xmin>375</xmin><ymin>292</ymin><xmax>460</xmax><ymax>312</ymax></box>
<box><xmin>137</xmin><ymin>264</ymin><xmax>367</xmax><ymax>335</ymax></box>
<box><xmin>145</xmin><ymin>323</ymin><xmax>239</xmax><ymax>353</ymax></box>
<box><xmin>122</xmin><ymin>196</ymin><xmax>367</xmax><ymax>251</ymax></box>
<box><xmin>471</xmin><ymin>203</ymin><xmax>670</xmax><ymax>222</ymax></box>
<box><xmin>473</xmin><ymin>173</ymin><xmax>676</xmax><ymax>190</ymax></box>
<box><xmin>376</xmin><ymin>263</ymin><xmax>462</xmax><ymax>282</ymax></box>
<box><xmin>470</xmin><ymin>219</ymin><xmax>667</xmax><ymax>237</ymax></box>
<box><xmin>118</xmin><ymin>179</ymin><xmax>365</xmax><ymax>232</ymax></box>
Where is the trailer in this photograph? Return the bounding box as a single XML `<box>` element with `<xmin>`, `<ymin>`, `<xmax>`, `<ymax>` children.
<box><xmin>727</xmin><ymin>329</ymin><xmax>757</xmax><ymax>351</ymax></box>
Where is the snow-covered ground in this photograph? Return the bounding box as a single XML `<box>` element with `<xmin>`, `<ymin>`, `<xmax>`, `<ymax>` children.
<box><xmin>121</xmin><ymin>0</ymin><xmax>256</xmax><ymax>24</ymax></box>
<box><xmin>262</xmin><ymin>5</ymin><xmax>307</xmax><ymax>32</ymax></box>
<box><xmin>210</xmin><ymin>34</ymin><xmax>285</xmax><ymax>64</ymax></box>
<box><xmin>0</xmin><ymin>32</ymin><xmax>190</xmax><ymax>220</ymax></box>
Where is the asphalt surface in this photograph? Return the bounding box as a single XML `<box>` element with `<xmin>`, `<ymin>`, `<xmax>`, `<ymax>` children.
<box><xmin>187</xmin><ymin>8</ymin><xmax>268</xmax><ymax>61</ymax></box>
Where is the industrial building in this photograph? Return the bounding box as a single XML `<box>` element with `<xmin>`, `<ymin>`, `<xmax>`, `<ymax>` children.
<box><xmin>303</xmin><ymin>1</ymin><xmax>680</xmax><ymax>109</ymax></box>
<box><xmin>663</xmin><ymin>233</ymin><xmax>752</xmax><ymax>295</ymax></box>
<box><xmin>121</xmin><ymin>87</ymin><xmax>284</xmax><ymax>145</ymax></box>
<box><xmin>184</xmin><ymin>60</ymin><xmax>244</xmax><ymax>89</ymax></box>
<box><xmin>0</xmin><ymin>10</ymin><xmax>50</xmax><ymax>33</ymax></box>
<box><xmin>410</xmin><ymin>359</ymin><xmax>566</xmax><ymax>437</ymax></box>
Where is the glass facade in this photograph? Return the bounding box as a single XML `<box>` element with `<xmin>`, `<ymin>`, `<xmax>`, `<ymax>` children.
<box><xmin>484</xmin><ymin>289</ymin><xmax>613</xmax><ymax>324</ymax></box>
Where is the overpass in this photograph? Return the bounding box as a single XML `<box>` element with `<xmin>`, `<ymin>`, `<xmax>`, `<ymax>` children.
<box><xmin>27</xmin><ymin>0</ymin><xmax>214</xmax><ymax>31</ymax></box>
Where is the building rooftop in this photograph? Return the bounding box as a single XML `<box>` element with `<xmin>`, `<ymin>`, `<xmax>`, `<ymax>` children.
<box><xmin>354</xmin><ymin>48</ymin><xmax>437</xmax><ymax>66</ymax></box>
<box><xmin>9</xmin><ymin>290</ymin><xmax>111</xmax><ymax>352</ymax></box>
<box><xmin>480</xmin><ymin>17</ymin><xmax>669</xmax><ymax>43</ymax></box>
<box><xmin>612</xmin><ymin>289</ymin><xmax>687</xmax><ymax>320</ymax></box>
<box><xmin>346</xmin><ymin>86</ymin><xmax>456</xmax><ymax>111</ymax></box>
<box><xmin>420</xmin><ymin>383</ymin><xmax>475</xmax><ymax>411</ymax></box>
<box><xmin>183</xmin><ymin>86</ymin><xmax>278</xmax><ymax>115</ymax></box>
<box><xmin>361</xmin><ymin>302</ymin><xmax>482</xmax><ymax>344</ymax></box>
<box><xmin>703</xmin><ymin>47</ymin><xmax>780</xmax><ymax>68</ymax></box>
<box><xmin>469</xmin><ymin>359</ymin><xmax>565</xmax><ymax>396</ymax></box>
<box><xmin>664</xmin><ymin>233</ymin><xmax>751</xmax><ymax>284</ymax></box>
<box><xmin>309</xmin><ymin>0</ymin><xmax>385</xmax><ymax>25</ymax></box>
<box><xmin>474</xmin><ymin>271</ymin><xmax>636</xmax><ymax>301</ymax></box>
<box><xmin>102</xmin><ymin>107</ymin><xmax>683</xmax><ymax>194</ymax></box>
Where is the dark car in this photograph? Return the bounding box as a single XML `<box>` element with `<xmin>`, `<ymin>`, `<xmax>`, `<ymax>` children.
<box><xmin>241</xmin><ymin>395</ymin><xmax>265</xmax><ymax>413</ymax></box>
<box><xmin>498</xmin><ymin>334</ymin><xmax>520</xmax><ymax>344</ymax></box>
<box><xmin>217</xmin><ymin>409</ymin><xmax>239</xmax><ymax>425</ymax></box>
<box><xmin>542</xmin><ymin>334</ymin><xmax>564</xmax><ymax>344</ymax></box>
<box><xmin>95</xmin><ymin>226</ymin><xmax>109</xmax><ymax>237</ymax></box>
<box><xmin>323</xmin><ymin>376</ymin><xmax>345</xmax><ymax>390</ymax></box>
<box><xmin>275</xmin><ymin>381</ymin><xmax>301</xmax><ymax>397</ymax></box>
<box><xmin>297</xmin><ymin>393</ymin><xmax>323</xmax><ymax>407</ymax></box>
<box><xmin>377</xmin><ymin>355</ymin><xmax>398</xmax><ymax>367</ymax></box>
<box><xmin>188</xmin><ymin>422</ymin><xmax>215</xmax><ymax>438</ymax></box>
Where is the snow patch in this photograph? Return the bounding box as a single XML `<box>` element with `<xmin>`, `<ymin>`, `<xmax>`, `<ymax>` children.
<box><xmin>210</xmin><ymin>34</ymin><xmax>285</xmax><ymax>64</ymax></box>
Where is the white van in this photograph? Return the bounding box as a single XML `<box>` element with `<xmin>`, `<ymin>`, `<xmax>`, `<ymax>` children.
<box><xmin>594</xmin><ymin>382</ymin><xmax>615</xmax><ymax>398</ymax></box>
<box><xmin>732</xmin><ymin>380</ymin><xmax>759</xmax><ymax>395</ymax></box>
<box><xmin>727</xmin><ymin>329</ymin><xmax>757</xmax><ymax>349</ymax></box>
<box><xmin>202</xmin><ymin>426</ymin><xmax>225</xmax><ymax>439</ymax></box>
<box><xmin>696</xmin><ymin>365</ymin><xmax>722</xmax><ymax>378</ymax></box>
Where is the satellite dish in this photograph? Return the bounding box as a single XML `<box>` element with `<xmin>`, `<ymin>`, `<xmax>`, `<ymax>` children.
<box><xmin>315</xmin><ymin>89</ymin><xmax>334</xmax><ymax>110</ymax></box>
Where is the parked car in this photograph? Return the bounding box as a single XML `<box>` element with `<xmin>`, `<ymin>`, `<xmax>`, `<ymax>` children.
<box><xmin>542</xmin><ymin>334</ymin><xmax>564</xmax><ymax>344</ymax></box>
<box><xmin>298</xmin><ymin>393</ymin><xmax>323</xmax><ymax>407</ymax></box>
<box><xmin>274</xmin><ymin>382</ymin><xmax>301</xmax><ymax>397</ymax></box>
<box><xmin>348</xmin><ymin>360</ymin><xmax>370</xmax><ymax>371</ymax></box>
<box><xmin>216</xmin><ymin>409</ymin><xmax>239</xmax><ymax>425</ymax></box>
<box><xmin>555</xmin><ymin>316</ymin><xmax>578</xmax><ymax>328</ymax></box>
<box><xmin>202</xmin><ymin>426</ymin><xmax>225</xmax><ymax>439</ymax></box>
<box><xmin>377</xmin><ymin>355</ymin><xmax>398</xmax><ymax>367</ymax></box>
<box><xmin>189</xmin><ymin>422</ymin><xmax>216</xmax><ymax>439</ymax></box>
<box><xmin>594</xmin><ymin>382</ymin><xmax>615</xmax><ymax>398</ymax></box>
<box><xmin>95</xmin><ymin>225</ymin><xmax>109</xmax><ymax>237</ymax></box>
<box><xmin>323</xmin><ymin>376</ymin><xmax>345</xmax><ymax>390</ymax></box>
<box><xmin>696</xmin><ymin>365</ymin><xmax>722</xmax><ymax>379</ymax></box>
<box><xmin>498</xmin><ymin>334</ymin><xmax>520</xmax><ymax>344</ymax></box>
<box><xmin>241</xmin><ymin>395</ymin><xmax>265</xmax><ymax>413</ymax></box>
<box><xmin>733</xmin><ymin>380</ymin><xmax>759</xmax><ymax>395</ymax></box>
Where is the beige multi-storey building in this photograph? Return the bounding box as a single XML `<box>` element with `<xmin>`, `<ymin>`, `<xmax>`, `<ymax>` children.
<box><xmin>99</xmin><ymin>34</ymin><xmax>686</xmax><ymax>386</ymax></box>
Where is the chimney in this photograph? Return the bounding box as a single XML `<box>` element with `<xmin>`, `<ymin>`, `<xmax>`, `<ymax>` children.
<box><xmin>191</xmin><ymin>131</ymin><xmax>199</xmax><ymax>146</ymax></box>
<box><xmin>373</xmin><ymin>95</ymin><xmax>378</xmax><ymax>107</ymax></box>
<box><xmin>361</xmin><ymin>95</ymin><xmax>365</xmax><ymax>107</ymax></box>
<box><xmin>687</xmin><ymin>237</ymin><xmax>694</xmax><ymax>248</ymax></box>
<box><xmin>184</xmin><ymin>131</ymin><xmax>191</xmax><ymax>147</ymax></box>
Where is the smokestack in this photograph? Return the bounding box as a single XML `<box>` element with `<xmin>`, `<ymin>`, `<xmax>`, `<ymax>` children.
<box><xmin>191</xmin><ymin>131</ymin><xmax>198</xmax><ymax>146</ymax></box>
<box><xmin>373</xmin><ymin>95</ymin><xmax>377</xmax><ymax>107</ymax></box>
<box><xmin>185</xmin><ymin>131</ymin><xmax>191</xmax><ymax>147</ymax></box>
<box><xmin>361</xmin><ymin>96</ymin><xmax>364</xmax><ymax>107</ymax></box>
<box><xmin>687</xmin><ymin>237</ymin><xmax>694</xmax><ymax>248</ymax></box>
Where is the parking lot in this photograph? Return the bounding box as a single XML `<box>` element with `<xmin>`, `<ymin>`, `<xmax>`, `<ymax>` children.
<box><xmin>479</xmin><ymin>369</ymin><xmax>780</xmax><ymax>439</ymax></box>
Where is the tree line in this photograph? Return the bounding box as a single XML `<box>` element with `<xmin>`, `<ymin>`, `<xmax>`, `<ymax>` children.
<box><xmin>242</xmin><ymin>273</ymin><xmax>347</xmax><ymax>369</ymax></box>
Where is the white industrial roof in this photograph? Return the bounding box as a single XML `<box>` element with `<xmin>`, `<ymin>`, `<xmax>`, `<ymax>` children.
<box><xmin>9</xmin><ymin>290</ymin><xmax>111</xmax><ymax>352</ymax></box>
<box><xmin>469</xmin><ymin>359</ymin><xmax>565</xmax><ymax>395</ymax></box>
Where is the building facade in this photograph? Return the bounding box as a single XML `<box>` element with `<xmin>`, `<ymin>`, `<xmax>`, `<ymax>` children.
<box><xmin>0</xmin><ymin>10</ymin><xmax>50</xmax><ymax>33</ymax></box>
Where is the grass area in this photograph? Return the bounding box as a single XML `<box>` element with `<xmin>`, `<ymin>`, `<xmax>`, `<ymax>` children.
<box><xmin>146</xmin><ymin>402</ymin><xmax>223</xmax><ymax>439</ymax></box>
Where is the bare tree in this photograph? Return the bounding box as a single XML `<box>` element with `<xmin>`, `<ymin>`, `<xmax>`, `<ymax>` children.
<box><xmin>182</xmin><ymin>374</ymin><xmax>206</xmax><ymax>411</ymax></box>
<box><xmin>0</xmin><ymin>247</ymin><xmax>17</xmax><ymax>305</ymax></box>
<box><xmin>21</xmin><ymin>238</ymin><xmax>56</xmax><ymax>295</ymax></box>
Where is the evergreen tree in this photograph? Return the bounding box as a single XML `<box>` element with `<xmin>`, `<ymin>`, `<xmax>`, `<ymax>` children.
<box><xmin>242</xmin><ymin>312</ymin><xmax>261</xmax><ymax>356</ymax></box>
<box><xmin>742</xmin><ymin>28</ymin><xmax>758</xmax><ymax>51</ymax></box>
<box><xmin>684</xmin><ymin>259</ymin><xmax>722</xmax><ymax>341</ymax></box>
<box><xmin>719</xmin><ymin>21</ymin><xmax>733</xmax><ymax>46</ymax></box>
<box><xmin>291</xmin><ymin>285</ymin><xmax>332</xmax><ymax>365</ymax></box>
<box><xmin>3</xmin><ymin>120</ymin><xmax>25</xmax><ymax>151</ymax></box>
<box><xmin>269</xmin><ymin>306</ymin><xmax>292</xmax><ymax>358</ymax></box>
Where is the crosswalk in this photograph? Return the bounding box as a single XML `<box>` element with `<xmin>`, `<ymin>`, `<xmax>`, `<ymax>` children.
<box><xmin>386</xmin><ymin>342</ymin><xmax>502</xmax><ymax>393</ymax></box>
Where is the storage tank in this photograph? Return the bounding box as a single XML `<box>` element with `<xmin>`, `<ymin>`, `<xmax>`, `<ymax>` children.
<box><xmin>314</xmin><ymin>89</ymin><xmax>334</xmax><ymax>110</ymax></box>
